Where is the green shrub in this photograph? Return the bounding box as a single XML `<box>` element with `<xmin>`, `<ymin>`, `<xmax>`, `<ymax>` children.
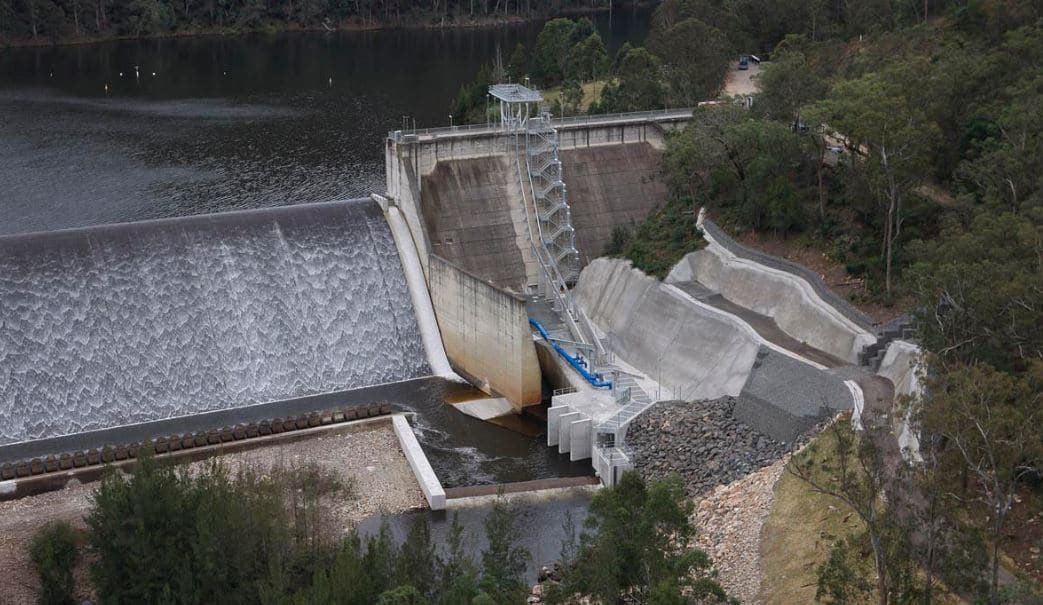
<box><xmin>87</xmin><ymin>452</ymin><xmax>348</xmax><ymax>604</ymax></box>
<box><xmin>29</xmin><ymin>521</ymin><xmax>80</xmax><ymax>605</ymax></box>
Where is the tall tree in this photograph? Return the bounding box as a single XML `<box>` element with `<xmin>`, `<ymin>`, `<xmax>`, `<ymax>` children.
<box><xmin>531</xmin><ymin>17</ymin><xmax>576</xmax><ymax>86</ymax></box>
<box><xmin>907</xmin><ymin>212</ymin><xmax>1043</xmax><ymax>373</ymax></box>
<box><xmin>647</xmin><ymin>17</ymin><xmax>731</xmax><ymax>105</ymax></box>
<box><xmin>805</xmin><ymin>65</ymin><xmax>939</xmax><ymax>296</ymax></box>
<box><xmin>920</xmin><ymin>362</ymin><xmax>1043</xmax><ymax>604</ymax></box>
<box><xmin>598</xmin><ymin>46</ymin><xmax>665</xmax><ymax>112</ymax></box>
<box><xmin>552</xmin><ymin>472</ymin><xmax>733</xmax><ymax>603</ymax></box>
<box><xmin>789</xmin><ymin>420</ymin><xmax>918</xmax><ymax>605</ymax></box>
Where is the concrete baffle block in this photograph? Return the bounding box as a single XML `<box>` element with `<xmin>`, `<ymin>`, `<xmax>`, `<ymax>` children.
<box><xmin>557</xmin><ymin>412</ymin><xmax>582</xmax><ymax>454</ymax></box>
<box><xmin>569</xmin><ymin>418</ymin><xmax>593</xmax><ymax>461</ymax></box>
<box><xmin>547</xmin><ymin>405</ymin><xmax>570</xmax><ymax>447</ymax></box>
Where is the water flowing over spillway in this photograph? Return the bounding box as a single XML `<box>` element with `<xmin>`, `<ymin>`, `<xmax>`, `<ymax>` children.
<box><xmin>0</xmin><ymin>199</ymin><xmax>430</xmax><ymax>445</ymax></box>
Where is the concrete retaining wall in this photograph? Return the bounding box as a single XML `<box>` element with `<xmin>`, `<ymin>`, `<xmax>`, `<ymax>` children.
<box><xmin>382</xmin><ymin>202</ymin><xmax>456</xmax><ymax>378</ymax></box>
<box><xmin>0</xmin><ymin>403</ymin><xmax>396</xmax><ymax>500</ymax></box>
<box><xmin>428</xmin><ymin>254</ymin><xmax>541</xmax><ymax>406</ymax></box>
<box><xmin>668</xmin><ymin>243</ymin><xmax>876</xmax><ymax>364</ymax></box>
<box><xmin>392</xmin><ymin>414</ymin><xmax>446</xmax><ymax>510</ymax></box>
<box><xmin>575</xmin><ymin>258</ymin><xmax>760</xmax><ymax>401</ymax></box>
<box><xmin>877</xmin><ymin>340</ymin><xmax>922</xmax><ymax>399</ymax></box>
<box><xmin>877</xmin><ymin>340</ymin><xmax>923</xmax><ymax>459</ymax></box>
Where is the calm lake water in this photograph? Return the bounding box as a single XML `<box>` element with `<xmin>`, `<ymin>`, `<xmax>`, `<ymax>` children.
<box><xmin>0</xmin><ymin>10</ymin><xmax>651</xmax><ymax>236</ymax></box>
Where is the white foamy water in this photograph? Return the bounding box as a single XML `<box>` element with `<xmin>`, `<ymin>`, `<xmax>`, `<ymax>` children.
<box><xmin>0</xmin><ymin>199</ymin><xmax>429</xmax><ymax>444</ymax></box>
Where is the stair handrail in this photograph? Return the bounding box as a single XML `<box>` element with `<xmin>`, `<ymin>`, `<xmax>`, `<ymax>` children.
<box><xmin>520</xmin><ymin>115</ymin><xmax>606</xmax><ymax>359</ymax></box>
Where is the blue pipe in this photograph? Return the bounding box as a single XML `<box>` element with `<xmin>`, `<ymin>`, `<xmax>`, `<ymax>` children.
<box><xmin>529</xmin><ymin>318</ymin><xmax>612</xmax><ymax>389</ymax></box>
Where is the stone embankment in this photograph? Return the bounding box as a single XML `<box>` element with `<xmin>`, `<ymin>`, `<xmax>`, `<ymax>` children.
<box><xmin>526</xmin><ymin>459</ymin><xmax>788</xmax><ymax>605</ymax></box>
<box><xmin>692</xmin><ymin>457</ymin><xmax>788</xmax><ymax>604</ymax></box>
<box><xmin>626</xmin><ymin>398</ymin><xmax>790</xmax><ymax>497</ymax></box>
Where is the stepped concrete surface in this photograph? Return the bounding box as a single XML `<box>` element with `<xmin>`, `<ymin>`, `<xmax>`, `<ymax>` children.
<box><xmin>574</xmin><ymin>257</ymin><xmax>859</xmax><ymax>443</ymax></box>
<box><xmin>671</xmin><ymin>280</ymin><xmax>847</xmax><ymax>369</ymax></box>
<box><xmin>575</xmin><ymin>258</ymin><xmax>762</xmax><ymax>402</ymax></box>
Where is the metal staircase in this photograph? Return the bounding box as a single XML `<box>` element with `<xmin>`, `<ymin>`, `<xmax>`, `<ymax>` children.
<box><xmin>519</xmin><ymin>114</ymin><xmax>655</xmax><ymax>486</ymax></box>
<box><xmin>526</xmin><ymin>114</ymin><xmax>581</xmax><ymax>284</ymax></box>
<box><xmin>489</xmin><ymin>84</ymin><xmax>655</xmax><ymax>486</ymax></box>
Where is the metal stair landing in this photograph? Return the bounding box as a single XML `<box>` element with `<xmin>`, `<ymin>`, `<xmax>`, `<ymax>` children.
<box><xmin>526</xmin><ymin>115</ymin><xmax>581</xmax><ymax>284</ymax></box>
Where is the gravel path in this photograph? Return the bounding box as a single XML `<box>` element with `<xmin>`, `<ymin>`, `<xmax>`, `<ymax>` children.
<box><xmin>692</xmin><ymin>456</ymin><xmax>788</xmax><ymax>604</ymax></box>
<box><xmin>627</xmin><ymin>398</ymin><xmax>790</xmax><ymax>497</ymax></box>
<box><xmin>0</xmin><ymin>423</ymin><xmax>425</xmax><ymax>605</ymax></box>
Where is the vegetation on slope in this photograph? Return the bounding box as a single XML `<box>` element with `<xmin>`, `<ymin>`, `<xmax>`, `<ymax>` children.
<box><xmin>0</xmin><ymin>0</ymin><xmax>638</xmax><ymax>47</ymax></box>
<box><xmin>508</xmin><ymin>1</ymin><xmax>1042</xmax><ymax>603</ymax></box>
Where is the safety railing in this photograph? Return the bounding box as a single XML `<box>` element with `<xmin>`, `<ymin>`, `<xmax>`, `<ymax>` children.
<box><xmin>387</xmin><ymin>107</ymin><xmax>695</xmax><ymax>142</ymax></box>
<box><xmin>530</xmin><ymin>318</ymin><xmax>612</xmax><ymax>389</ymax></box>
<box><xmin>553</xmin><ymin>107</ymin><xmax>694</xmax><ymax>127</ymax></box>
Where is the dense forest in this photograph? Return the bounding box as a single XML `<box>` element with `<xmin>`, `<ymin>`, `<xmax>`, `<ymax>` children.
<box><xmin>0</xmin><ymin>0</ymin><xmax>626</xmax><ymax>46</ymax></box>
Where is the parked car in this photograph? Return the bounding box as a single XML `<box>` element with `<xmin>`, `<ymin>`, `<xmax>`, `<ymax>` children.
<box><xmin>738</xmin><ymin>55</ymin><xmax>750</xmax><ymax>70</ymax></box>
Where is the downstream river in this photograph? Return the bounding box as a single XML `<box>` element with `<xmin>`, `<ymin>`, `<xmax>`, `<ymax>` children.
<box><xmin>0</xmin><ymin>11</ymin><xmax>650</xmax><ymax>236</ymax></box>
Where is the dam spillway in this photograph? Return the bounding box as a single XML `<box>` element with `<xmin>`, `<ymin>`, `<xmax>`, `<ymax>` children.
<box><xmin>0</xmin><ymin>199</ymin><xmax>429</xmax><ymax>446</ymax></box>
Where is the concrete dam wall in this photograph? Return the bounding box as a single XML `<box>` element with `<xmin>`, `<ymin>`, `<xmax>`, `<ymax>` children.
<box><xmin>415</xmin><ymin>143</ymin><xmax>668</xmax><ymax>288</ymax></box>
<box><xmin>420</xmin><ymin>156</ymin><xmax>535</xmax><ymax>291</ymax></box>
<box><xmin>385</xmin><ymin>116</ymin><xmax>682</xmax><ymax>286</ymax></box>
<box><xmin>428</xmin><ymin>254</ymin><xmax>541</xmax><ymax>406</ymax></box>
<box><xmin>561</xmin><ymin>143</ymin><xmax>667</xmax><ymax>262</ymax></box>
<box><xmin>0</xmin><ymin>200</ymin><xmax>430</xmax><ymax>446</ymax></box>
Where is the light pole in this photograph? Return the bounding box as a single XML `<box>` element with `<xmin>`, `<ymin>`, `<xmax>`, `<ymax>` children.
<box><xmin>449</xmin><ymin>113</ymin><xmax>454</xmax><ymax>128</ymax></box>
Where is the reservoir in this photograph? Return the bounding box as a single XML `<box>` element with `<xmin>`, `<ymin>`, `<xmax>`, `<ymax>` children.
<box><xmin>0</xmin><ymin>11</ymin><xmax>650</xmax><ymax>234</ymax></box>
